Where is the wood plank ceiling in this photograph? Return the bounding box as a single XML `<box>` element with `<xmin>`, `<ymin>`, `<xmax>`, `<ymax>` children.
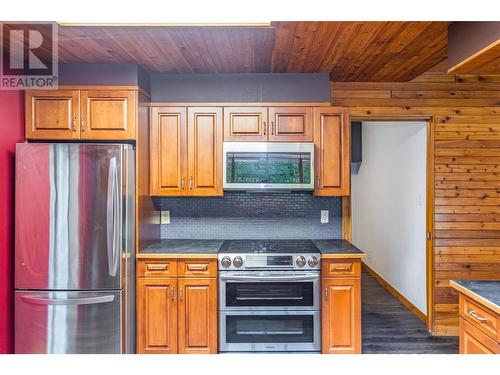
<box><xmin>57</xmin><ymin>21</ymin><xmax>450</xmax><ymax>81</ymax></box>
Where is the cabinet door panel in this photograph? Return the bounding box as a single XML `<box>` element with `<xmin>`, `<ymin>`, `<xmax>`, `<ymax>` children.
<box><xmin>314</xmin><ymin>107</ymin><xmax>350</xmax><ymax>196</ymax></box>
<box><xmin>460</xmin><ymin>318</ymin><xmax>499</xmax><ymax>354</ymax></box>
<box><xmin>137</xmin><ymin>278</ymin><xmax>177</xmax><ymax>354</ymax></box>
<box><xmin>268</xmin><ymin>107</ymin><xmax>313</xmax><ymax>141</ymax></box>
<box><xmin>26</xmin><ymin>90</ymin><xmax>80</xmax><ymax>139</ymax></box>
<box><xmin>223</xmin><ymin>107</ymin><xmax>267</xmax><ymax>141</ymax></box>
<box><xmin>322</xmin><ymin>278</ymin><xmax>361</xmax><ymax>354</ymax></box>
<box><xmin>187</xmin><ymin>107</ymin><xmax>223</xmax><ymax>196</ymax></box>
<box><xmin>80</xmin><ymin>90</ymin><xmax>136</xmax><ymax>140</ymax></box>
<box><xmin>150</xmin><ymin>107</ymin><xmax>187</xmax><ymax>196</ymax></box>
<box><xmin>178</xmin><ymin>278</ymin><xmax>218</xmax><ymax>354</ymax></box>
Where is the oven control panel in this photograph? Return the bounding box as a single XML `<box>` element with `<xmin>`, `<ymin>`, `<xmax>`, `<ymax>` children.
<box><xmin>218</xmin><ymin>253</ymin><xmax>320</xmax><ymax>270</ymax></box>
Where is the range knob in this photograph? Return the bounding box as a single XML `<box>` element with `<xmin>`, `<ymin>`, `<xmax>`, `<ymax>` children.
<box><xmin>296</xmin><ymin>256</ymin><xmax>306</xmax><ymax>268</ymax></box>
<box><xmin>233</xmin><ymin>256</ymin><xmax>243</xmax><ymax>268</ymax></box>
<box><xmin>220</xmin><ymin>256</ymin><xmax>231</xmax><ymax>268</ymax></box>
<box><xmin>308</xmin><ymin>256</ymin><xmax>319</xmax><ymax>267</ymax></box>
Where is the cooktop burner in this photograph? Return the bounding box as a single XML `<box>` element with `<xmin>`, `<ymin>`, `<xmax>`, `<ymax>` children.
<box><xmin>219</xmin><ymin>240</ymin><xmax>319</xmax><ymax>254</ymax></box>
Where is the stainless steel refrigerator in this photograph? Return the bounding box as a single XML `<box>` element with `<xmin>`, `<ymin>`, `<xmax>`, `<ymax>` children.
<box><xmin>15</xmin><ymin>143</ymin><xmax>135</xmax><ymax>354</ymax></box>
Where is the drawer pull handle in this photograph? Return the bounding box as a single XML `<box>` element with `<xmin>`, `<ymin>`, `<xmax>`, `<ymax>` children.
<box><xmin>469</xmin><ymin>310</ymin><xmax>488</xmax><ymax>322</ymax></box>
<box><xmin>179</xmin><ymin>286</ymin><xmax>183</xmax><ymax>302</ymax></box>
<box><xmin>170</xmin><ymin>286</ymin><xmax>175</xmax><ymax>302</ymax></box>
<box><xmin>187</xmin><ymin>264</ymin><xmax>208</xmax><ymax>271</ymax></box>
<box><xmin>331</xmin><ymin>265</ymin><xmax>352</xmax><ymax>271</ymax></box>
<box><xmin>147</xmin><ymin>264</ymin><xmax>167</xmax><ymax>271</ymax></box>
<box><xmin>324</xmin><ymin>287</ymin><xmax>328</xmax><ymax>301</ymax></box>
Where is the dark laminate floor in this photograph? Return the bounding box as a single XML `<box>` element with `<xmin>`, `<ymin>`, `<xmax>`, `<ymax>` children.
<box><xmin>362</xmin><ymin>271</ymin><xmax>459</xmax><ymax>354</ymax></box>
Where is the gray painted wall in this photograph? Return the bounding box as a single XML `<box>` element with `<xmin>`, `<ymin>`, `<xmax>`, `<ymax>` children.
<box><xmin>58</xmin><ymin>63</ymin><xmax>150</xmax><ymax>92</ymax></box>
<box><xmin>154</xmin><ymin>192</ymin><xmax>342</xmax><ymax>240</ymax></box>
<box><xmin>150</xmin><ymin>73</ymin><xmax>330</xmax><ymax>103</ymax></box>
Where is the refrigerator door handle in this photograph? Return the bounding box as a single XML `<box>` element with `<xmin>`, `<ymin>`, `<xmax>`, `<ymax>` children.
<box><xmin>107</xmin><ymin>157</ymin><xmax>119</xmax><ymax>277</ymax></box>
<box><xmin>20</xmin><ymin>294</ymin><xmax>115</xmax><ymax>306</ymax></box>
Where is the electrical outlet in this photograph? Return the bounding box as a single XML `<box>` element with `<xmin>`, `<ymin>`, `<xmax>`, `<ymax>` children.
<box><xmin>321</xmin><ymin>210</ymin><xmax>329</xmax><ymax>223</ymax></box>
<box><xmin>160</xmin><ymin>210</ymin><xmax>170</xmax><ymax>225</ymax></box>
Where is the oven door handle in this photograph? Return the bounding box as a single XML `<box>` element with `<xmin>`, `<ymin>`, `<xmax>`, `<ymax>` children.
<box><xmin>219</xmin><ymin>274</ymin><xmax>319</xmax><ymax>282</ymax></box>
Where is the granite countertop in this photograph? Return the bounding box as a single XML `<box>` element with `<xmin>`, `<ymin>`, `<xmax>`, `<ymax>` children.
<box><xmin>313</xmin><ymin>239</ymin><xmax>365</xmax><ymax>258</ymax></box>
<box><xmin>139</xmin><ymin>239</ymin><xmax>364</xmax><ymax>258</ymax></box>
<box><xmin>450</xmin><ymin>280</ymin><xmax>500</xmax><ymax>315</ymax></box>
<box><xmin>139</xmin><ymin>239</ymin><xmax>224</xmax><ymax>255</ymax></box>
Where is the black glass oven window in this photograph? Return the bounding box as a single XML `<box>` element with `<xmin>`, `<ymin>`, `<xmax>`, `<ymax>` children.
<box><xmin>225</xmin><ymin>282</ymin><xmax>314</xmax><ymax>307</ymax></box>
<box><xmin>226</xmin><ymin>315</ymin><xmax>314</xmax><ymax>343</ymax></box>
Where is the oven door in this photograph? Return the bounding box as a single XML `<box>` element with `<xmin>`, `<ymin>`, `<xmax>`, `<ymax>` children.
<box><xmin>219</xmin><ymin>271</ymin><xmax>320</xmax><ymax>310</ymax></box>
<box><xmin>220</xmin><ymin>310</ymin><xmax>320</xmax><ymax>352</ymax></box>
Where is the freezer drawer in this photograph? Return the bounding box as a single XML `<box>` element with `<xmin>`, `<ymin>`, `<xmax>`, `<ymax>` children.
<box><xmin>15</xmin><ymin>290</ymin><xmax>124</xmax><ymax>354</ymax></box>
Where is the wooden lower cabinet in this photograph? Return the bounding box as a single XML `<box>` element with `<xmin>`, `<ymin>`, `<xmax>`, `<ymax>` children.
<box><xmin>456</xmin><ymin>292</ymin><xmax>500</xmax><ymax>354</ymax></box>
<box><xmin>321</xmin><ymin>259</ymin><xmax>362</xmax><ymax>354</ymax></box>
<box><xmin>137</xmin><ymin>258</ymin><xmax>218</xmax><ymax>354</ymax></box>
<box><xmin>137</xmin><ymin>278</ymin><xmax>178</xmax><ymax>354</ymax></box>
<box><xmin>178</xmin><ymin>278</ymin><xmax>218</xmax><ymax>354</ymax></box>
<box><xmin>460</xmin><ymin>318</ymin><xmax>499</xmax><ymax>354</ymax></box>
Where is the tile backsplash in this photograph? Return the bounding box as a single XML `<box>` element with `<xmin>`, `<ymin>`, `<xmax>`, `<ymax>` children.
<box><xmin>154</xmin><ymin>192</ymin><xmax>342</xmax><ymax>240</ymax></box>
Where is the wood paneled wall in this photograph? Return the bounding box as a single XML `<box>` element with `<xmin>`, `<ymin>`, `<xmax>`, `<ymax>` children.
<box><xmin>332</xmin><ymin>67</ymin><xmax>500</xmax><ymax>336</ymax></box>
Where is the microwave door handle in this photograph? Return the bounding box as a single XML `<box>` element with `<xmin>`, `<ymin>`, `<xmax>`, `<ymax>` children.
<box><xmin>21</xmin><ymin>295</ymin><xmax>115</xmax><ymax>306</ymax></box>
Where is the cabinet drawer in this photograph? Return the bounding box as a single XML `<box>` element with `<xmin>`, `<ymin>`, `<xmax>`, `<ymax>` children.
<box><xmin>460</xmin><ymin>318</ymin><xmax>499</xmax><ymax>354</ymax></box>
<box><xmin>322</xmin><ymin>260</ymin><xmax>360</xmax><ymax>278</ymax></box>
<box><xmin>178</xmin><ymin>259</ymin><xmax>217</xmax><ymax>278</ymax></box>
<box><xmin>460</xmin><ymin>295</ymin><xmax>499</xmax><ymax>341</ymax></box>
<box><xmin>137</xmin><ymin>260</ymin><xmax>177</xmax><ymax>278</ymax></box>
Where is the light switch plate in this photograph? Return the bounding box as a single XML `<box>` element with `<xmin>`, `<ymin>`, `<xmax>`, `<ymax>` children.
<box><xmin>160</xmin><ymin>210</ymin><xmax>170</xmax><ymax>225</ymax></box>
<box><xmin>321</xmin><ymin>210</ymin><xmax>329</xmax><ymax>223</ymax></box>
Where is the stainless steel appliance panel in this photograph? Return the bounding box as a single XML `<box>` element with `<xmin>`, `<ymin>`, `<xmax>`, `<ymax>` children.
<box><xmin>15</xmin><ymin>290</ymin><xmax>123</xmax><ymax>354</ymax></box>
<box><xmin>15</xmin><ymin>143</ymin><xmax>130</xmax><ymax>291</ymax></box>
<box><xmin>219</xmin><ymin>310</ymin><xmax>320</xmax><ymax>352</ymax></box>
<box><xmin>219</xmin><ymin>270</ymin><xmax>320</xmax><ymax>310</ymax></box>
<box><xmin>223</xmin><ymin>142</ymin><xmax>314</xmax><ymax>191</ymax></box>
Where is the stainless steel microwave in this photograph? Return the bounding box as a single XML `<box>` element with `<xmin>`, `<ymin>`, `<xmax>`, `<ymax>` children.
<box><xmin>223</xmin><ymin>142</ymin><xmax>315</xmax><ymax>191</ymax></box>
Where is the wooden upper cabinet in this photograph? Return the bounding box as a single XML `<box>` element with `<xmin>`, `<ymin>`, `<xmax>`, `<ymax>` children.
<box><xmin>187</xmin><ymin>107</ymin><xmax>223</xmax><ymax>196</ymax></box>
<box><xmin>223</xmin><ymin>107</ymin><xmax>268</xmax><ymax>141</ymax></box>
<box><xmin>268</xmin><ymin>107</ymin><xmax>313</xmax><ymax>142</ymax></box>
<box><xmin>80</xmin><ymin>90</ymin><xmax>136</xmax><ymax>140</ymax></box>
<box><xmin>137</xmin><ymin>278</ymin><xmax>178</xmax><ymax>354</ymax></box>
<box><xmin>25</xmin><ymin>88</ymin><xmax>137</xmax><ymax>140</ymax></box>
<box><xmin>25</xmin><ymin>90</ymin><xmax>80</xmax><ymax>140</ymax></box>
<box><xmin>322</xmin><ymin>278</ymin><xmax>361</xmax><ymax>354</ymax></box>
<box><xmin>150</xmin><ymin>107</ymin><xmax>187</xmax><ymax>196</ymax></box>
<box><xmin>178</xmin><ymin>278</ymin><xmax>218</xmax><ymax>354</ymax></box>
<box><xmin>314</xmin><ymin>107</ymin><xmax>350</xmax><ymax>196</ymax></box>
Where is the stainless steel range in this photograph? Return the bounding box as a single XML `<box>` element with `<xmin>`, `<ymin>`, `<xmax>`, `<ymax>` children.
<box><xmin>218</xmin><ymin>240</ymin><xmax>321</xmax><ymax>353</ymax></box>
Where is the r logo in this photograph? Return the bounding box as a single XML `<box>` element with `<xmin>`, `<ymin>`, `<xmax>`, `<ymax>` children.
<box><xmin>0</xmin><ymin>22</ymin><xmax>58</xmax><ymax>89</ymax></box>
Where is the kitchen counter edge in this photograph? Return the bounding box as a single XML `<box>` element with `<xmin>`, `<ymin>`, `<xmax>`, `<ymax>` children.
<box><xmin>450</xmin><ymin>280</ymin><xmax>500</xmax><ymax>315</ymax></box>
